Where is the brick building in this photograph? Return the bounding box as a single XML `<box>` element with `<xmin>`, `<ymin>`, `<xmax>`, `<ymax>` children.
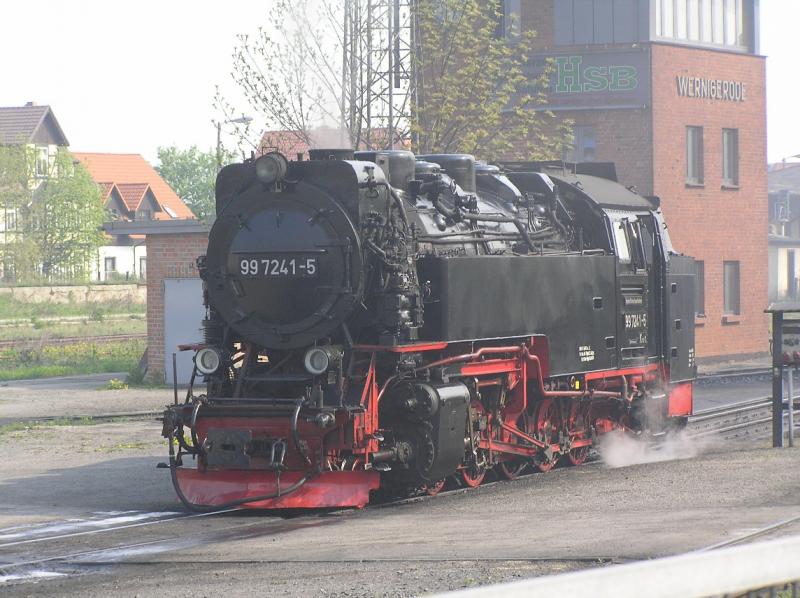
<box><xmin>105</xmin><ymin>219</ymin><xmax>208</xmax><ymax>383</ymax></box>
<box><xmin>508</xmin><ymin>0</ymin><xmax>766</xmax><ymax>359</ymax></box>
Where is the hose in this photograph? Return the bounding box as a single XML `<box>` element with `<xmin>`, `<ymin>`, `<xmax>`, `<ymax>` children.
<box><xmin>167</xmin><ymin>432</ymin><xmax>309</xmax><ymax>513</ymax></box>
<box><xmin>168</xmin><ymin>399</ymin><xmax>312</xmax><ymax>513</ymax></box>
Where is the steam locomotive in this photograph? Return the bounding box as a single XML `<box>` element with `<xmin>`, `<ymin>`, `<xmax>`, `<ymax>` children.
<box><xmin>162</xmin><ymin>148</ymin><xmax>696</xmax><ymax>511</ymax></box>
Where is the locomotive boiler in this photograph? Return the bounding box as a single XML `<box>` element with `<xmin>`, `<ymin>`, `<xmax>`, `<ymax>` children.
<box><xmin>162</xmin><ymin>148</ymin><xmax>696</xmax><ymax>510</ymax></box>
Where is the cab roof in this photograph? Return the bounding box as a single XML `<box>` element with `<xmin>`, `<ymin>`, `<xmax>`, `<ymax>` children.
<box><xmin>549</xmin><ymin>172</ymin><xmax>656</xmax><ymax>211</ymax></box>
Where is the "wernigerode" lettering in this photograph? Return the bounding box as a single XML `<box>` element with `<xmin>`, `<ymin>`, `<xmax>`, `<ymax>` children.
<box><xmin>676</xmin><ymin>75</ymin><xmax>746</xmax><ymax>102</ymax></box>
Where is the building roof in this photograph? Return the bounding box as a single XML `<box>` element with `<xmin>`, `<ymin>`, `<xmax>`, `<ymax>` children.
<box><xmin>116</xmin><ymin>183</ymin><xmax>151</xmax><ymax>212</ymax></box>
<box><xmin>103</xmin><ymin>219</ymin><xmax>209</xmax><ymax>236</ymax></box>
<box><xmin>0</xmin><ymin>104</ymin><xmax>69</xmax><ymax>146</ymax></box>
<box><xmin>73</xmin><ymin>152</ymin><xmax>195</xmax><ymax>219</ymax></box>
<box><xmin>98</xmin><ymin>182</ymin><xmax>115</xmax><ymax>200</ymax></box>
<box><xmin>260</xmin><ymin>130</ymin><xmax>312</xmax><ymax>158</ymax></box>
<box><xmin>769</xmin><ymin>163</ymin><xmax>800</xmax><ymax>194</ymax></box>
<box><xmin>259</xmin><ymin>127</ymin><xmax>407</xmax><ymax>159</ymax></box>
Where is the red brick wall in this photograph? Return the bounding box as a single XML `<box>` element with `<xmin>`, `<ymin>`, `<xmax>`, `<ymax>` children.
<box><xmin>558</xmin><ymin>109</ymin><xmax>654</xmax><ymax>195</ymax></box>
<box><xmin>650</xmin><ymin>43</ymin><xmax>768</xmax><ymax>357</ymax></box>
<box><xmin>146</xmin><ymin>232</ymin><xmax>209</xmax><ymax>382</ymax></box>
<box><xmin>523</xmin><ymin>0</ymin><xmax>554</xmax><ymax>50</ymax></box>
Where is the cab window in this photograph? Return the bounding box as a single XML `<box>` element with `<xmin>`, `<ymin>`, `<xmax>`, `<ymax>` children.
<box><xmin>613</xmin><ymin>220</ymin><xmax>630</xmax><ymax>263</ymax></box>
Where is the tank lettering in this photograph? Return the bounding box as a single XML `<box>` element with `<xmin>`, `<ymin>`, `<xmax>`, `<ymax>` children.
<box><xmin>578</xmin><ymin>345</ymin><xmax>595</xmax><ymax>362</ymax></box>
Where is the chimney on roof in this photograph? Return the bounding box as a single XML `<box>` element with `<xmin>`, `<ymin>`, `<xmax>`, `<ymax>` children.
<box><xmin>25</xmin><ymin>101</ymin><xmax>36</xmax><ymax>107</ymax></box>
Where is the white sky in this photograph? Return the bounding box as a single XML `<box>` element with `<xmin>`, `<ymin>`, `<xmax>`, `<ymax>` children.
<box><xmin>0</xmin><ymin>0</ymin><xmax>797</xmax><ymax>164</ymax></box>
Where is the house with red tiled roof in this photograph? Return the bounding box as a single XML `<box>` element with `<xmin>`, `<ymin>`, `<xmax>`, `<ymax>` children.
<box><xmin>74</xmin><ymin>152</ymin><xmax>196</xmax><ymax>280</ymax></box>
<box><xmin>259</xmin><ymin>126</ymin><xmax>409</xmax><ymax>158</ymax></box>
<box><xmin>74</xmin><ymin>153</ymin><xmax>194</xmax><ymax>220</ymax></box>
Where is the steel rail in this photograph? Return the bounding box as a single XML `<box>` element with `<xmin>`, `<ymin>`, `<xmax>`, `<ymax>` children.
<box><xmin>0</xmin><ymin>333</ymin><xmax>146</xmax><ymax>349</ymax></box>
<box><xmin>687</xmin><ymin>395</ymin><xmax>799</xmax><ymax>439</ymax></box>
<box><xmin>0</xmin><ymin>411</ymin><xmax>160</xmax><ymax>428</ymax></box>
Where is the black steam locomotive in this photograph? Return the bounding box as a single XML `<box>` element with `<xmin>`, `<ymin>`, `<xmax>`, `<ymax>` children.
<box><xmin>162</xmin><ymin>148</ymin><xmax>696</xmax><ymax>510</ymax></box>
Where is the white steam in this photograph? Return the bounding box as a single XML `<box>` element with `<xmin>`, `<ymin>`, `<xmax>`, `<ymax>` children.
<box><xmin>308</xmin><ymin>125</ymin><xmax>352</xmax><ymax>149</ymax></box>
<box><xmin>598</xmin><ymin>430</ymin><xmax>710</xmax><ymax>469</ymax></box>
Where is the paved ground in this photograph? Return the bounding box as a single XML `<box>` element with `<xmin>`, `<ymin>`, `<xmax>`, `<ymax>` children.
<box><xmin>0</xmin><ymin>368</ymin><xmax>779</xmax><ymax>424</ymax></box>
<box><xmin>0</xmin><ymin>373</ymin><xmax>173</xmax><ymax>423</ymax></box>
<box><xmin>1</xmin><ymin>415</ymin><xmax>799</xmax><ymax>596</ymax></box>
<box><xmin>1</xmin><ymin>370</ymin><xmax>798</xmax><ymax>596</ymax></box>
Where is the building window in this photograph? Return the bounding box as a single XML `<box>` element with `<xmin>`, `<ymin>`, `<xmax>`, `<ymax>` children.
<box><xmin>564</xmin><ymin>125</ymin><xmax>596</xmax><ymax>163</ymax></box>
<box><xmin>722</xmin><ymin>128</ymin><xmax>739</xmax><ymax>186</ymax></box>
<box><xmin>723</xmin><ymin>260</ymin><xmax>740</xmax><ymax>315</ymax></box>
<box><xmin>503</xmin><ymin>0</ymin><xmax>521</xmax><ymax>39</ymax></box>
<box><xmin>787</xmin><ymin>250</ymin><xmax>797</xmax><ymax>299</ymax></box>
<box><xmin>136</xmin><ymin>209</ymin><xmax>152</xmax><ymax>221</ymax></box>
<box><xmin>4</xmin><ymin>210</ymin><xmax>16</xmax><ymax>232</ymax></box>
<box><xmin>35</xmin><ymin>147</ymin><xmax>49</xmax><ymax>177</ymax></box>
<box><xmin>656</xmin><ymin>0</ymin><xmax>745</xmax><ymax>49</ymax></box>
<box><xmin>139</xmin><ymin>257</ymin><xmax>147</xmax><ymax>280</ymax></box>
<box><xmin>104</xmin><ymin>257</ymin><xmax>117</xmax><ymax>275</ymax></box>
<box><xmin>686</xmin><ymin>126</ymin><xmax>704</xmax><ymax>185</ymax></box>
<box><xmin>695</xmin><ymin>260</ymin><xmax>705</xmax><ymax>316</ymax></box>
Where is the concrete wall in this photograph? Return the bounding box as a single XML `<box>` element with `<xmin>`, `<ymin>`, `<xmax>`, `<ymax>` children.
<box><xmin>0</xmin><ymin>283</ymin><xmax>146</xmax><ymax>304</ymax></box>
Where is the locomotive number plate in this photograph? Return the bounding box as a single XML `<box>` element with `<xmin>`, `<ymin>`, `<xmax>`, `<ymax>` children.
<box><xmin>238</xmin><ymin>255</ymin><xmax>318</xmax><ymax>278</ymax></box>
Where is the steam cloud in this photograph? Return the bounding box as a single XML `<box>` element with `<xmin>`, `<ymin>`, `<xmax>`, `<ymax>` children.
<box><xmin>307</xmin><ymin>125</ymin><xmax>352</xmax><ymax>150</ymax></box>
<box><xmin>598</xmin><ymin>430</ymin><xmax>711</xmax><ymax>469</ymax></box>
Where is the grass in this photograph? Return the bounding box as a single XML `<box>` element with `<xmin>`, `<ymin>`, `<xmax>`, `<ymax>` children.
<box><xmin>0</xmin><ymin>295</ymin><xmax>145</xmax><ymax>320</ymax></box>
<box><xmin>0</xmin><ymin>340</ymin><xmax>146</xmax><ymax>382</ymax></box>
<box><xmin>0</xmin><ymin>317</ymin><xmax>145</xmax><ymax>341</ymax></box>
<box><xmin>0</xmin><ymin>416</ymin><xmax>100</xmax><ymax>437</ymax></box>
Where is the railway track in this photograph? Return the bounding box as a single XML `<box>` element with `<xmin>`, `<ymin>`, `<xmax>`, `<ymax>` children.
<box><xmin>0</xmin><ymin>333</ymin><xmax>146</xmax><ymax>349</ymax></box>
<box><xmin>687</xmin><ymin>395</ymin><xmax>798</xmax><ymax>440</ymax></box>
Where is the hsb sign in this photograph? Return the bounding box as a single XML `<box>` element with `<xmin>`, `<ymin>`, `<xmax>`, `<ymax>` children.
<box><xmin>554</xmin><ymin>56</ymin><xmax>639</xmax><ymax>94</ymax></box>
<box><xmin>519</xmin><ymin>49</ymin><xmax>650</xmax><ymax>110</ymax></box>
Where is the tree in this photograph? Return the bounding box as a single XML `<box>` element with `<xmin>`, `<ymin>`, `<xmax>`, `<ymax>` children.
<box><xmin>413</xmin><ymin>0</ymin><xmax>571</xmax><ymax>159</ymax></box>
<box><xmin>217</xmin><ymin>0</ymin><xmax>571</xmax><ymax>161</ymax></box>
<box><xmin>0</xmin><ymin>145</ymin><xmax>31</xmax><ymax>281</ymax></box>
<box><xmin>155</xmin><ymin>146</ymin><xmax>236</xmax><ymax>222</ymax></box>
<box><xmin>0</xmin><ymin>147</ymin><xmax>105</xmax><ymax>283</ymax></box>
<box><xmin>216</xmin><ymin>0</ymin><xmax>410</xmax><ymax>153</ymax></box>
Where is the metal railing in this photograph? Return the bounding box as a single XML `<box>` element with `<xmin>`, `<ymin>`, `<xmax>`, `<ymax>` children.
<box><xmin>437</xmin><ymin>536</ymin><xmax>800</xmax><ymax>598</ymax></box>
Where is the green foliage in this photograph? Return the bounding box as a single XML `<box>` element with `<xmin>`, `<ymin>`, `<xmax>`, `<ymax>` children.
<box><xmin>0</xmin><ymin>295</ymin><xmax>144</xmax><ymax>319</ymax></box>
<box><xmin>156</xmin><ymin>145</ymin><xmax>235</xmax><ymax>222</ymax></box>
<box><xmin>105</xmin><ymin>378</ymin><xmax>129</xmax><ymax>390</ymax></box>
<box><xmin>0</xmin><ymin>318</ymin><xmax>145</xmax><ymax>342</ymax></box>
<box><xmin>0</xmin><ymin>146</ymin><xmax>105</xmax><ymax>284</ymax></box>
<box><xmin>218</xmin><ymin>0</ymin><xmax>571</xmax><ymax>161</ymax></box>
<box><xmin>412</xmin><ymin>0</ymin><xmax>571</xmax><ymax>160</ymax></box>
<box><xmin>0</xmin><ymin>339</ymin><xmax>146</xmax><ymax>381</ymax></box>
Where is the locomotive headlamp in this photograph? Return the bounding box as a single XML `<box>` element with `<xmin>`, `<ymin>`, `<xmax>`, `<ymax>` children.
<box><xmin>195</xmin><ymin>347</ymin><xmax>222</xmax><ymax>375</ymax></box>
<box><xmin>304</xmin><ymin>347</ymin><xmax>331</xmax><ymax>375</ymax></box>
<box><xmin>303</xmin><ymin>345</ymin><xmax>342</xmax><ymax>376</ymax></box>
<box><xmin>255</xmin><ymin>152</ymin><xmax>288</xmax><ymax>185</ymax></box>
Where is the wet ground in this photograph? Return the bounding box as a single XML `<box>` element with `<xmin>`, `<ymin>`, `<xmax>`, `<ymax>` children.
<box><xmin>1</xmin><ymin>372</ymin><xmax>798</xmax><ymax>596</ymax></box>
